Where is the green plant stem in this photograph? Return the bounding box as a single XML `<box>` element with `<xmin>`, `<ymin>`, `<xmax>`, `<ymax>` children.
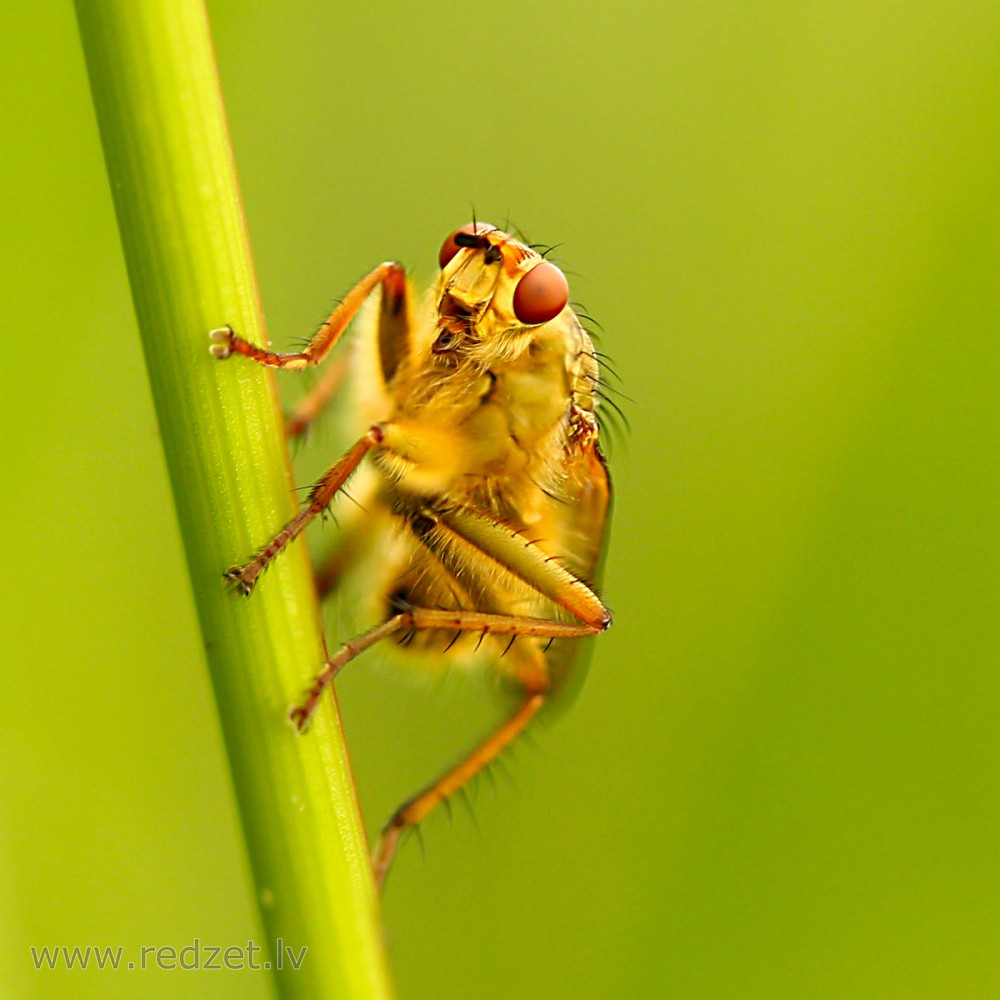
<box><xmin>75</xmin><ymin>2</ymin><xmax>393</xmax><ymax>996</ymax></box>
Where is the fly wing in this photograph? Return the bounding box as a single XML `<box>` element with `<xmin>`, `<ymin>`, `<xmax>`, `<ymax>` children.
<box><xmin>542</xmin><ymin>439</ymin><xmax>613</xmax><ymax>706</ymax></box>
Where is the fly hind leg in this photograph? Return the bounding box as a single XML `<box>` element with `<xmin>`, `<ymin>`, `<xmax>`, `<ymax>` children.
<box><xmin>286</xmin><ymin>500</ymin><xmax>613</xmax><ymax>888</ymax></box>
<box><xmin>284</xmin><ymin>606</ymin><xmax>601</xmax><ymax>887</ymax></box>
<box><xmin>373</xmin><ymin>687</ymin><xmax>548</xmax><ymax>889</ymax></box>
<box><xmin>289</xmin><ymin>607</ymin><xmax>599</xmax><ymax>735</ymax></box>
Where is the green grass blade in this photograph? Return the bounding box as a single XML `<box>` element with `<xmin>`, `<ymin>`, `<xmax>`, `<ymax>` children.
<box><xmin>74</xmin><ymin>2</ymin><xmax>394</xmax><ymax>995</ymax></box>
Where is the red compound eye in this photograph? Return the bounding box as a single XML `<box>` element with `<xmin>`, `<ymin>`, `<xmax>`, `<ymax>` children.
<box><xmin>512</xmin><ymin>261</ymin><xmax>569</xmax><ymax>325</ymax></box>
<box><xmin>438</xmin><ymin>222</ymin><xmax>497</xmax><ymax>269</ymax></box>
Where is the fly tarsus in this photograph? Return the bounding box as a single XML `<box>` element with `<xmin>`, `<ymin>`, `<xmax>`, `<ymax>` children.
<box><xmin>209</xmin><ymin>323</ymin><xmax>310</xmax><ymax>370</ymax></box>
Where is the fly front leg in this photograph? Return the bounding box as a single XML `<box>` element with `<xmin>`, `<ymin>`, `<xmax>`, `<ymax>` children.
<box><xmin>225</xmin><ymin>425</ymin><xmax>383</xmax><ymax>594</ymax></box>
<box><xmin>285</xmin><ymin>262</ymin><xmax>414</xmax><ymax>438</ymax></box>
<box><xmin>209</xmin><ymin>261</ymin><xmax>407</xmax><ymax>371</ymax></box>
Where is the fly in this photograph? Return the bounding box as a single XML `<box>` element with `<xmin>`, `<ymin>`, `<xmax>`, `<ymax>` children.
<box><xmin>210</xmin><ymin>222</ymin><xmax>613</xmax><ymax>886</ymax></box>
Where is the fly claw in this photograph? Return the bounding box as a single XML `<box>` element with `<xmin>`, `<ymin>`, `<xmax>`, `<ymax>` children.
<box><xmin>208</xmin><ymin>325</ymin><xmax>235</xmax><ymax>359</ymax></box>
<box><xmin>288</xmin><ymin>703</ymin><xmax>311</xmax><ymax>733</ymax></box>
<box><xmin>223</xmin><ymin>564</ymin><xmax>256</xmax><ymax>596</ymax></box>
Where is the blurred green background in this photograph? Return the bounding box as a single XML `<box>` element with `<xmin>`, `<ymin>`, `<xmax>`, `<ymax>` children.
<box><xmin>3</xmin><ymin>1</ymin><xmax>998</xmax><ymax>997</ymax></box>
